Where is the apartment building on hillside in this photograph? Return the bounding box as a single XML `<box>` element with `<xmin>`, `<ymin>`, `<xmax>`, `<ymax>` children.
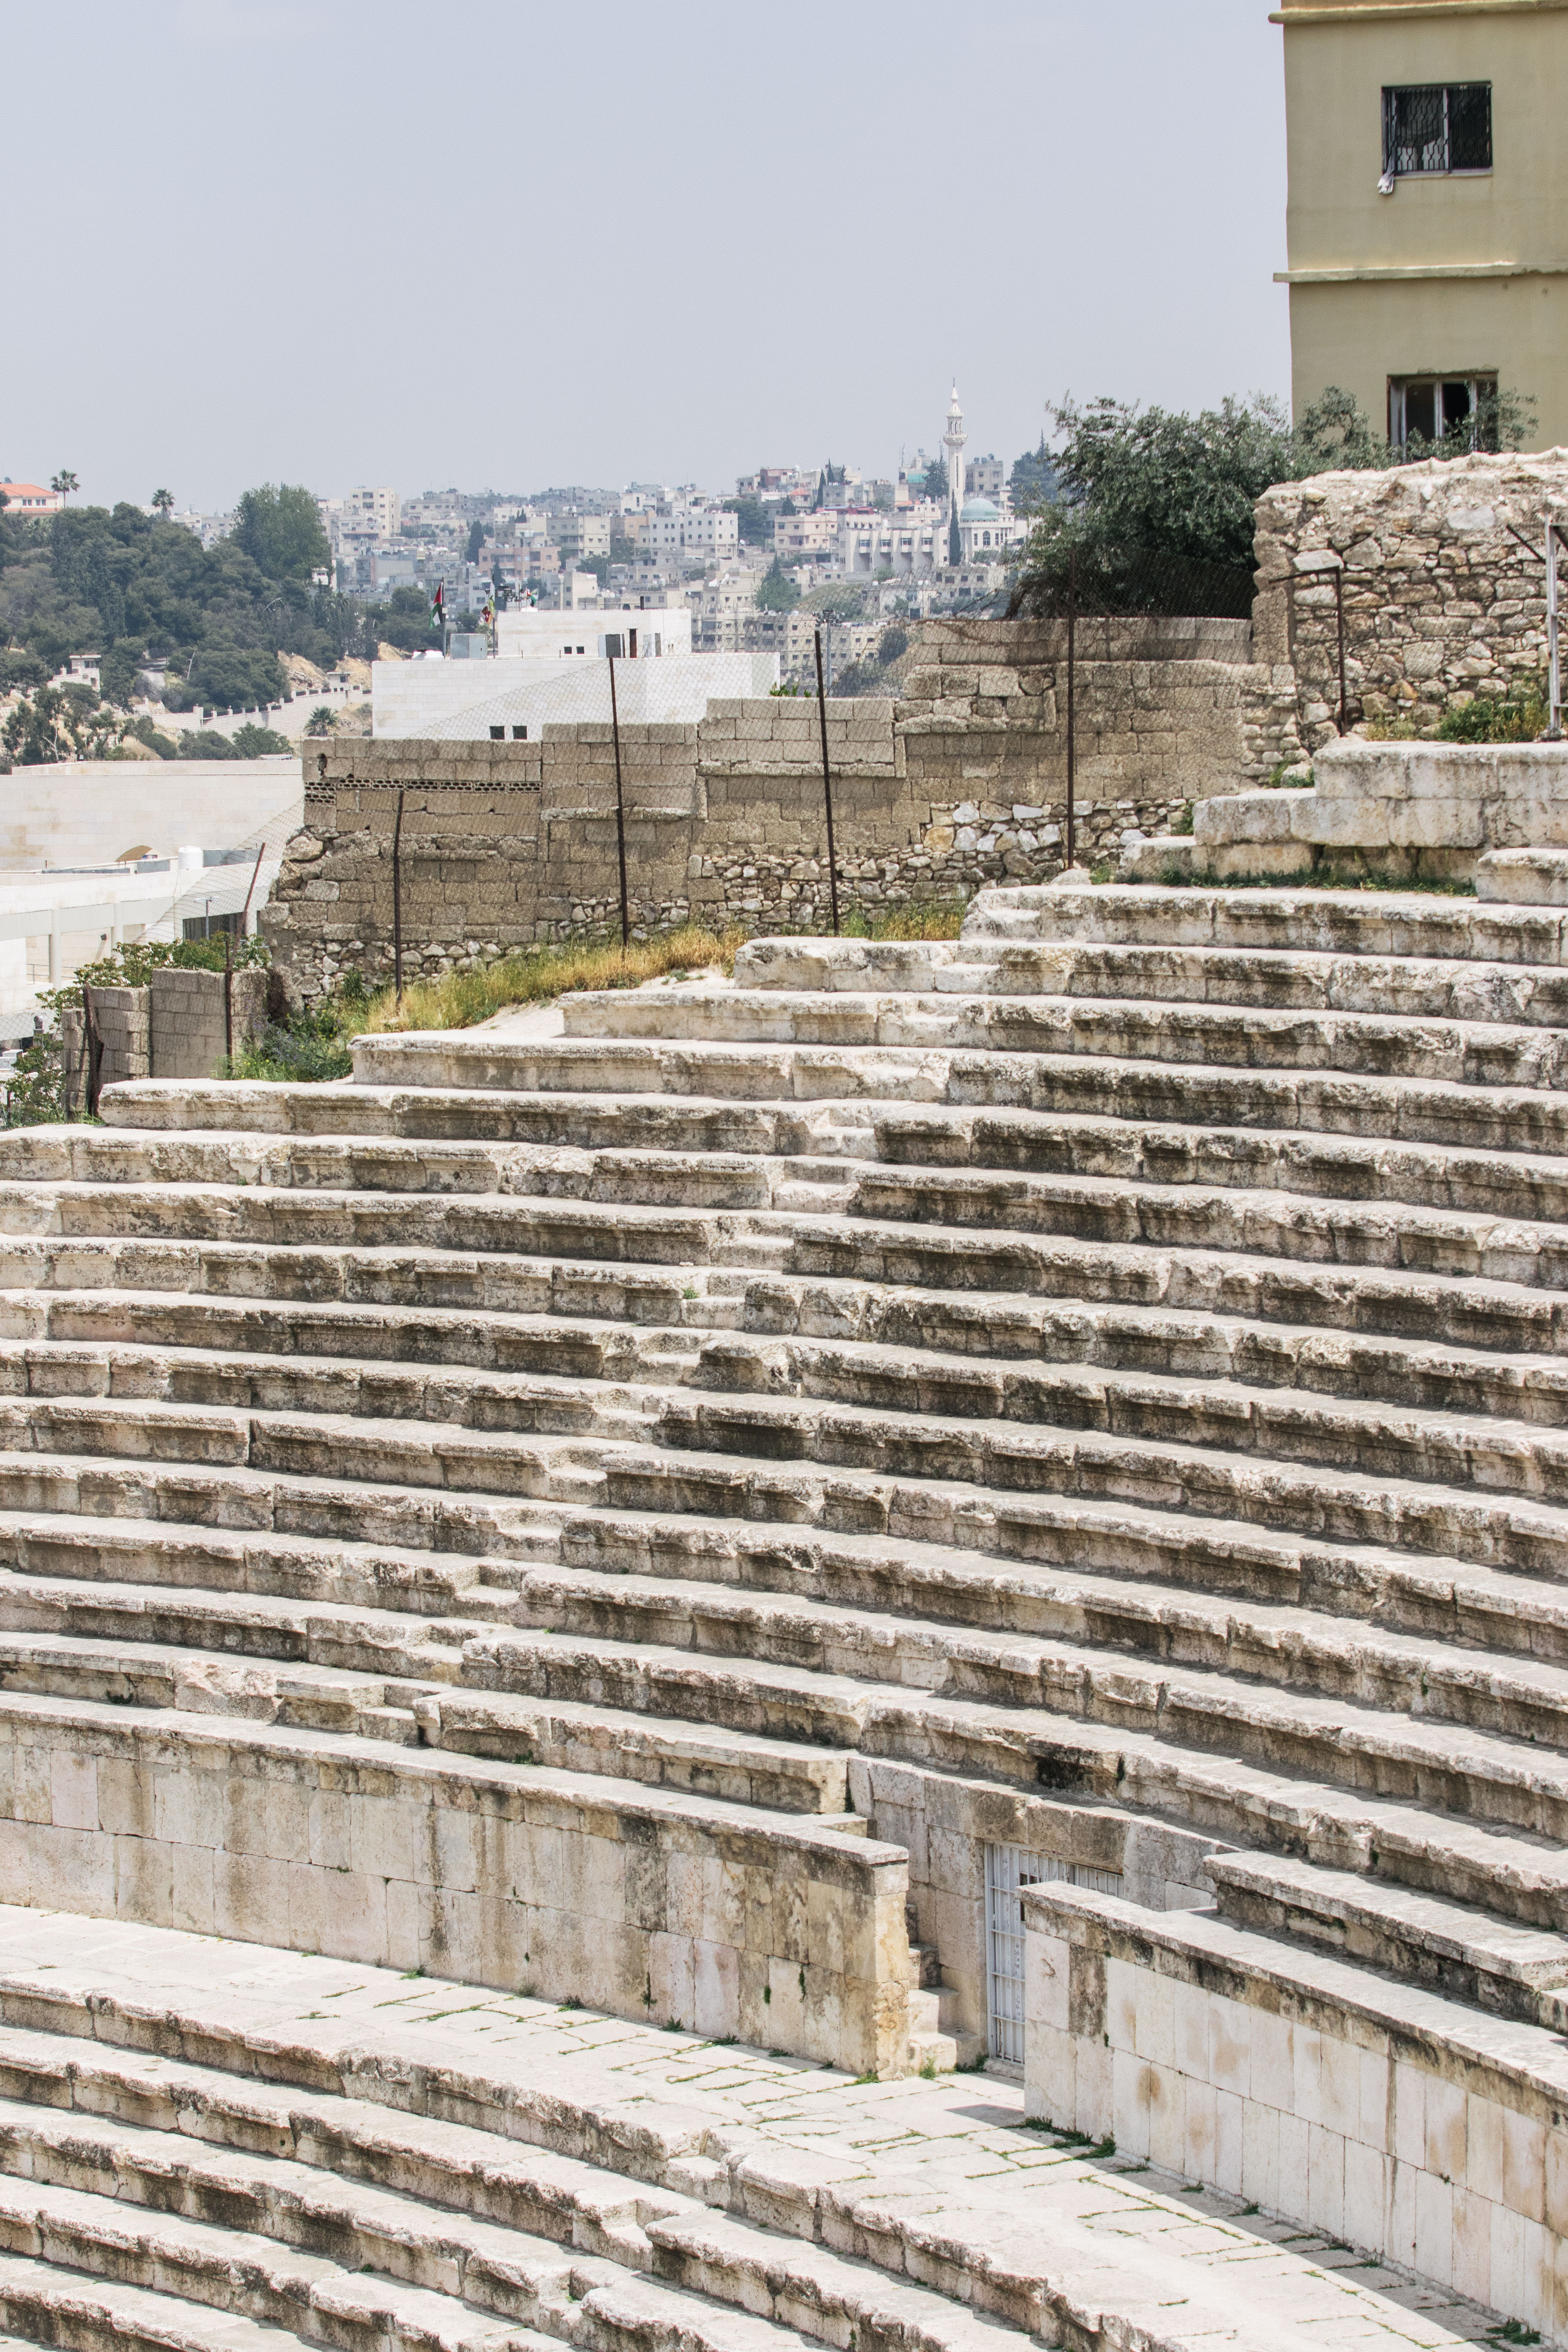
<box><xmin>1275</xmin><ymin>0</ymin><xmax>1568</xmax><ymax>450</ymax></box>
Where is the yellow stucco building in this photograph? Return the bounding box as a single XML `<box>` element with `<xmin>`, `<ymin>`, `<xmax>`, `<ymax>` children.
<box><xmin>1277</xmin><ymin>0</ymin><xmax>1568</xmax><ymax>451</ymax></box>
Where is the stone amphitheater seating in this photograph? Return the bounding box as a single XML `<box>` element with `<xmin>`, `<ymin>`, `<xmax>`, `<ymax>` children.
<box><xmin>4</xmin><ymin>876</ymin><xmax>1568</xmax><ymax>2347</ymax></box>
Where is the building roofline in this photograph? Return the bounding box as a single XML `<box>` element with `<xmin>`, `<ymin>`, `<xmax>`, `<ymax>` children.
<box><xmin>1273</xmin><ymin>0</ymin><xmax>1568</xmax><ymax>21</ymax></box>
<box><xmin>1276</xmin><ymin>258</ymin><xmax>1568</xmax><ymax>280</ymax></box>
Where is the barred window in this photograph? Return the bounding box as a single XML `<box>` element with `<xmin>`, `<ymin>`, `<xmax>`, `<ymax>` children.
<box><xmin>1383</xmin><ymin>83</ymin><xmax>1491</xmax><ymax>176</ymax></box>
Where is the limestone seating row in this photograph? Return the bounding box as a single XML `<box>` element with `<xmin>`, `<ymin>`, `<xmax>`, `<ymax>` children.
<box><xmin>0</xmin><ymin>1994</ymin><xmax>1104</xmax><ymax>2352</ymax></box>
<box><xmin>963</xmin><ymin>880</ymin><xmax>1568</xmax><ymax>962</ymax></box>
<box><xmin>732</xmin><ymin>934</ymin><xmax>1568</xmax><ymax>1024</ymax></box>
<box><xmin>0</xmin><ymin>2177</ymin><xmax>848</xmax><ymax>2352</ymax></box>
<box><xmin>871</xmin><ymin>1103</ymin><xmax>1568</xmax><ymax>1221</ymax></box>
<box><xmin>17</xmin><ymin>1313</ymin><xmax>1568</xmax><ymax>1510</ymax></box>
<box><xmin>12</xmin><ymin>1208</ymin><xmax>1568</xmax><ymax>1368</ymax></box>
<box><xmin>18</xmin><ymin>1106</ymin><xmax>1568</xmax><ymax>1240</ymax></box>
<box><xmin>18</xmin><ymin>1282</ymin><xmax>1568</xmax><ymax>1442</ymax></box>
<box><xmin>1202</xmin><ymin>1850</ymin><xmax>1568</xmax><ymax>2027</ymax></box>
<box><xmin>851</xmin><ymin>1163</ymin><xmax>1568</xmax><ymax>1285</ymax></box>
<box><xmin>0</xmin><ymin>1511</ymin><xmax>542</xmax><ymax>1614</ymax></box>
<box><xmin>346</xmin><ymin>1035</ymin><xmax>1568</xmax><ymax>1162</ymax></box>
<box><xmin>560</xmin><ymin>980</ymin><xmax>1568</xmax><ymax>1092</ymax></box>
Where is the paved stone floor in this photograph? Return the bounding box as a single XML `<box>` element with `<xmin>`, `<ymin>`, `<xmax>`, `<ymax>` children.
<box><xmin>0</xmin><ymin>1906</ymin><xmax>1505</xmax><ymax>2349</ymax></box>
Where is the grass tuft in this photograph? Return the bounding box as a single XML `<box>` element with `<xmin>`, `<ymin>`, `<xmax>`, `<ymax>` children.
<box><xmin>359</xmin><ymin>923</ymin><xmax>746</xmax><ymax>1035</ymax></box>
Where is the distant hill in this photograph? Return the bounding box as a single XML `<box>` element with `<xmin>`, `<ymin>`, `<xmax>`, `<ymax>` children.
<box><xmin>0</xmin><ymin>496</ymin><xmax>434</xmax><ymax>712</ymax></box>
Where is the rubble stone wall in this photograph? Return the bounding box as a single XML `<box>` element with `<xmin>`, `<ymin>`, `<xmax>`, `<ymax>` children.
<box><xmin>263</xmin><ymin>619</ymin><xmax>1273</xmax><ymax>1002</ymax></box>
<box><xmin>1254</xmin><ymin>447</ymin><xmax>1568</xmax><ymax>754</ymax></box>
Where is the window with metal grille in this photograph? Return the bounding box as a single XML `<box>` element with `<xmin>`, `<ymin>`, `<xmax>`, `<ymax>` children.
<box><xmin>1383</xmin><ymin>83</ymin><xmax>1491</xmax><ymax>177</ymax></box>
<box><xmin>1388</xmin><ymin>373</ymin><xmax>1499</xmax><ymax>450</ymax></box>
<box><xmin>984</xmin><ymin>1843</ymin><xmax>1124</xmax><ymax>2067</ymax></box>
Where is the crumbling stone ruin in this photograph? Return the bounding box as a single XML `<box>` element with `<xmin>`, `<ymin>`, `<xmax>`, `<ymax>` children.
<box><xmin>6</xmin><ymin>873</ymin><xmax>1568</xmax><ymax>2345</ymax></box>
<box><xmin>1255</xmin><ymin>446</ymin><xmax>1568</xmax><ymax>749</ymax></box>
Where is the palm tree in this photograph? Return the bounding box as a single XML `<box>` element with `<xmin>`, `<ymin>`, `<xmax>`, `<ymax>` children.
<box><xmin>151</xmin><ymin>488</ymin><xmax>174</xmax><ymax>518</ymax></box>
<box><xmin>50</xmin><ymin>471</ymin><xmax>79</xmax><ymax>506</ymax></box>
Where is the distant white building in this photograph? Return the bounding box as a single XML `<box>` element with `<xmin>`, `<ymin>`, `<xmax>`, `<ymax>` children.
<box><xmin>372</xmin><ymin>646</ymin><xmax>774</xmax><ymax>741</ymax></box>
<box><xmin>495</xmin><ymin>607</ymin><xmax>693</xmax><ymax>660</ymax></box>
<box><xmin>344</xmin><ymin>486</ymin><xmax>401</xmax><ymax>539</ymax></box>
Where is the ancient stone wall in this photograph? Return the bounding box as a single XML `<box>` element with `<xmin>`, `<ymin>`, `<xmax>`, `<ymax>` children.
<box><xmin>263</xmin><ymin>618</ymin><xmax>1274</xmax><ymax>1001</ymax></box>
<box><xmin>1254</xmin><ymin>447</ymin><xmax>1568</xmax><ymax>753</ymax></box>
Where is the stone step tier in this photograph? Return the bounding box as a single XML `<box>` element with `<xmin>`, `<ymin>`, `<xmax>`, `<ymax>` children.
<box><xmin>7</xmin><ymin>878</ymin><xmax>1568</xmax><ymax>2346</ymax></box>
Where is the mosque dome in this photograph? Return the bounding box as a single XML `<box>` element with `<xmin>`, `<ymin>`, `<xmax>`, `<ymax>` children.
<box><xmin>960</xmin><ymin>496</ymin><xmax>1001</xmax><ymax>521</ymax></box>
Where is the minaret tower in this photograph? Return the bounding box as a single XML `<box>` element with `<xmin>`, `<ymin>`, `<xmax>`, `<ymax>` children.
<box><xmin>943</xmin><ymin>383</ymin><xmax>966</xmax><ymax>565</ymax></box>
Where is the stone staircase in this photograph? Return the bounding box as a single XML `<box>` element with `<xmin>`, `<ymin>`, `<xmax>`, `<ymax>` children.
<box><xmin>6</xmin><ymin>876</ymin><xmax>1568</xmax><ymax>2342</ymax></box>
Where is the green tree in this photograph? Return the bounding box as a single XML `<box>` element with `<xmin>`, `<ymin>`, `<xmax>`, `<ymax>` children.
<box><xmin>1009</xmin><ymin>439</ymin><xmax>1059</xmax><ymax>512</ymax></box>
<box><xmin>305</xmin><ymin>705</ymin><xmax>336</xmax><ymax>736</ymax></box>
<box><xmin>50</xmin><ymin>471</ymin><xmax>80</xmax><ymax>506</ymax></box>
<box><xmin>151</xmin><ymin>489</ymin><xmax>175</xmax><ymax>518</ymax></box>
<box><xmin>724</xmin><ymin>498</ymin><xmax>772</xmax><ymax>547</ymax></box>
<box><xmin>801</xmin><ymin>581</ymin><xmax>870</xmax><ymax>622</ymax></box>
<box><xmin>230</xmin><ymin>722</ymin><xmax>293</xmax><ymax>756</ymax></box>
<box><xmin>466</xmin><ymin>519</ymin><xmax>488</xmax><ymax>563</ymax></box>
<box><xmin>233</xmin><ymin>482</ymin><xmax>331</xmax><ymax>582</ymax></box>
<box><xmin>178</xmin><ymin>729</ymin><xmax>240</xmax><ymax>760</ymax></box>
<box><xmin>754</xmin><ymin>560</ymin><xmax>799</xmax><ymax>613</ymax></box>
<box><xmin>125</xmin><ymin>715</ymin><xmax>178</xmax><ymax>758</ymax></box>
<box><xmin>922</xmin><ymin>454</ymin><xmax>948</xmax><ymax>508</ymax></box>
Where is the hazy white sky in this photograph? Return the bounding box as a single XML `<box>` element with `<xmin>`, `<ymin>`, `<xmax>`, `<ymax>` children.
<box><xmin>7</xmin><ymin>0</ymin><xmax>1292</xmax><ymax>511</ymax></box>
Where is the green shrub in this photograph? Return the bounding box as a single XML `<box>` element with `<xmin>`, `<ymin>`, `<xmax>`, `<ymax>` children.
<box><xmin>1436</xmin><ymin>689</ymin><xmax>1547</xmax><ymax>743</ymax></box>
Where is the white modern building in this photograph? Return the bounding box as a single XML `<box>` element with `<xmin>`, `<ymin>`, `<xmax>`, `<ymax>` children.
<box><xmin>495</xmin><ymin>607</ymin><xmax>693</xmax><ymax>659</ymax></box>
<box><xmin>372</xmin><ymin>648</ymin><xmax>776</xmax><ymax>741</ymax></box>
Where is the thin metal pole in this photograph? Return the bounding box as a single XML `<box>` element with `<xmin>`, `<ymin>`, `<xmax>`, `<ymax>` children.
<box><xmin>1065</xmin><ymin>548</ymin><xmax>1077</xmax><ymax>872</ymax></box>
<box><xmin>1549</xmin><ymin>523</ymin><xmax>1563</xmax><ymax>740</ymax></box>
<box><xmin>392</xmin><ymin>788</ymin><xmax>405</xmax><ymax>1004</ymax></box>
<box><xmin>1334</xmin><ymin>564</ymin><xmax>1349</xmax><ymax>735</ymax></box>
<box><xmin>814</xmin><ymin>626</ymin><xmax>841</xmax><ymax>936</ymax></box>
<box><xmin>82</xmin><ymin>988</ymin><xmax>103</xmax><ymax>1119</ymax></box>
<box><xmin>241</xmin><ymin>841</ymin><xmax>266</xmax><ymax>933</ymax></box>
<box><xmin>608</xmin><ymin>653</ymin><xmax>630</xmax><ymax>949</ymax></box>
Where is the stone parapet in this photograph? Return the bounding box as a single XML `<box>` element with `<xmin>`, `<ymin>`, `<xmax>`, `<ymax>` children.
<box><xmin>0</xmin><ymin>1698</ymin><xmax>913</xmax><ymax>2078</ymax></box>
<box><xmin>1025</xmin><ymin>1877</ymin><xmax>1568</xmax><ymax>2345</ymax></box>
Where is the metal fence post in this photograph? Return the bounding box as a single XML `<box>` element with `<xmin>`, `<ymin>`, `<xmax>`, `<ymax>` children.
<box><xmin>82</xmin><ymin>988</ymin><xmax>104</xmax><ymax>1119</ymax></box>
<box><xmin>814</xmin><ymin>626</ymin><xmax>841</xmax><ymax>936</ymax></box>
<box><xmin>1065</xmin><ymin>548</ymin><xmax>1077</xmax><ymax>871</ymax></box>
<box><xmin>1334</xmin><ymin>563</ymin><xmax>1349</xmax><ymax>735</ymax></box>
<box><xmin>241</xmin><ymin>842</ymin><xmax>266</xmax><ymax>935</ymax></box>
<box><xmin>608</xmin><ymin>653</ymin><xmax>631</xmax><ymax>949</ymax></box>
<box><xmin>392</xmin><ymin>788</ymin><xmax>405</xmax><ymax>1004</ymax></box>
<box><xmin>1549</xmin><ymin>521</ymin><xmax>1563</xmax><ymax>740</ymax></box>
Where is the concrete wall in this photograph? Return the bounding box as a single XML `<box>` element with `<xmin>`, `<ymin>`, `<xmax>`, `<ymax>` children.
<box><xmin>1280</xmin><ymin>0</ymin><xmax>1568</xmax><ymax>447</ymax></box>
<box><xmin>0</xmin><ymin>1700</ymin><xmax>913</xmax><ymax>2076</ymax></box>
<box><xmin>0</xmin><ymin>759</ymin><xmax>303</xmax><ymax>872</ymax></box>
<box><xmin>61</xmin><ymin>969</ymin><xmax>268</xmax><ymax>1110</ymax></box>
<box><xmin>263</xmin><ymin>619</ymin><xmax>1277</xmax><ymax>1001</ymax></box>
